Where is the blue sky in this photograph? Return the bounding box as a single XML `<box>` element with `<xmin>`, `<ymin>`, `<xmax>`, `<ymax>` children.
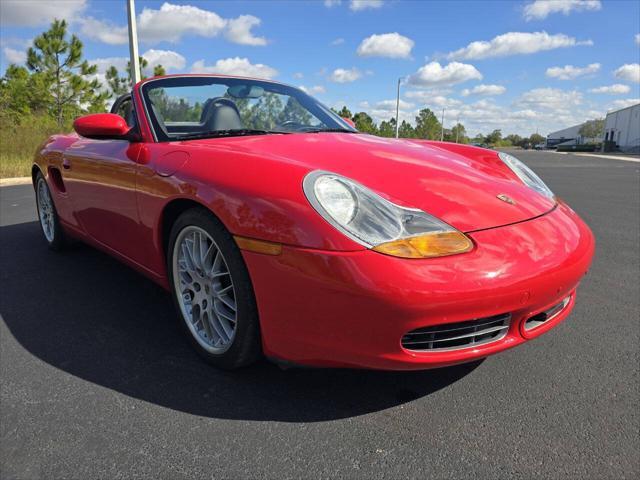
<box><xmin>1</xmin><ymin>0</ymin><xmax>639</xmax><ymax>136</ymax></box>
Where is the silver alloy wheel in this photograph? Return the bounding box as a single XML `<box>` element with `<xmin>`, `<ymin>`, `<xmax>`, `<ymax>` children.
<box><xmin>37</xmin><ymin>178</ymin><xmax>55</xmax><ymax>242</ymax></box>
<box><xmin>172</xmin><ymin>225</ymin><xmax>238</xmax><ymax>353</ymax></box>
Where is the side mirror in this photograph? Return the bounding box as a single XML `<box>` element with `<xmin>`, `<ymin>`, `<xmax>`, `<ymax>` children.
<box><xmin>342</xmin><ymin>117</ymin><xmax>356</xmax><ymax>129</ymax></box>
<box><xmin>73</xmin><ymin>113</ymin><xmax>132</xmax><ymax>140</ymax></box>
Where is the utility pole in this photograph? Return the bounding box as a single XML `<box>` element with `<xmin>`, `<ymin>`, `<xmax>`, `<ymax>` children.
<box><xmin>127</xmin><ymin>0</ymin><xmax>141</xmax><ymax>85</ymax></box>
<box><xmin>440</xmin><ymin>108</ymin><xmax>445</xmax><ymax>141</ymax></box>
<box><xmin>455</xmin><ymin>114</ymin><xmax>460</xmax><ymax>143</ymax></box>
<box><xmin>395</xmin><ymin>77</ymin><xmax>401</xmax><ymax>138</ymax></box>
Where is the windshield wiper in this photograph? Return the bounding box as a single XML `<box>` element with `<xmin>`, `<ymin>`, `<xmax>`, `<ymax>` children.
<box><xmin>303</xmin><ymin>128</ymin><xmax>359</xmax><ymax>134</ymax></box>
<box><xmin>174</xmin><ymin>129</ymin><xmax>290</xmax><ymax>141</ymax></box>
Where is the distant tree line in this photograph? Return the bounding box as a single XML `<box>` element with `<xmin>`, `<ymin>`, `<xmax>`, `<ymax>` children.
<box><xmin>333</xmin><ymin>105</ymin><xmax>550</xmax><ymax>147</ymax></box>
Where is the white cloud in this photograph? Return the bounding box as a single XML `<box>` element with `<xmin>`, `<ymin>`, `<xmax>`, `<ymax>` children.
<box><xmin>407</xmin><ymin>61</ymin><xmax>482</xmax><ymax>87</ymax></box>
<box><xmin>78</xmin><ymin>17</ymin><xmax>128</xmax><ymax>45</ymax></box>
<box><xmin>324</xmin><ymin>0</ymin><xmax>384</xmax><ymax>11</ymax></box>
<box><xmin>293</xmin><ymin>72</ymin><xmax>304</xmax><ymax>79</ymax></box>
<box><xmin>357</xmin><ymin>33</ymin><xmax>414</xmax><ymax>59</ymax></box>
<box><xmin>137</xmin><ymin>2</ymin><xmax>226</xmax><ymax>44</ymax></box>
<box><xmin>329</xmin><ymin>68</ymin><xmax>362</xmax><ymax>83</ymax></box>
<box><xmin>359</xmin><ymin>100</ymin><xmax>416</xmax><ymax>125</ymax></box>
<box><xmin>461</xmin><ymin>84</ymin><xmax>506</xmax><ymax>96</ymax></box>
<box><xmin>589</xmin><ymin>84</ymin><xmax>631</xmax><ymax>94</ymax></box>
<box><xmin>0</xmin><ymin>0</ymin><xmax>87</xmax><ymax>26</ymax></box>
<box><xmin>546</xmin><ymin>63</ymin><xmax>600</xmax><ymax>80</ymax></box>
<box><xmin>636</xmin><ymin>34</ymin><xmax>640</xmax><ymax>46</ymax></box>
<box><xmin>608</xmin><ymin>98</ymin><xmax>640</xmax><ymax>111</ymax></box>
<box><xmin>614</xmin><ymin>64</ymin><xmax>640</xmax><ymax>83</ymax></box>
<box><xmin>369</xmin><ymin>99</ymin><xmax>415</xmax><ymax>111</ymax></box>
<box><xmin>191</xmin><ymin>57</ymin><xmax>278</xmax><ymax>79</ymax></box>
<box><xmin>79</xmin><ymin>3</ymin><xmax>267</xmax><ymax>47</ymax></box>
<box><xmin>92</xmin><ymin>57</ymin><xmax>128</xmax><ymax>72</ymax></box>
<box><xmin>524</xmin><ymin>0</ymin><xmax>601</xmax><ymax>21</ymax></box>
<box><xmin>350</xmin><ymin>0</ymin><xmax>384</xmax><ymax>11</ymax></box>
<box><xmin>2</xmin><ymin>47</ymin><xmax>26</xmax><ymax>65</ymax></box>
<box><xmin>404</xmin><ymin>86</ymin><xmax>453</xmax><ymax>97</ymax></box>
<box><xmin>224</xmin><ymin>15</ymin><xmax>267</xmax><ymax>46</ymax></box>
<box><xmin>447</xmin><ymin>31</ymin><xmax>592</xmax><ymax>60</ymax></box>
<box><xmin>405</xmin><ymin>90</ymin><xmax>454</xmax><ymax>102</ymax></box>
<box><xmin>424</xmin><ymin>96</ymin><xmax>462</xmax><ymax>108</ymax></box>
<box><xmin>515</xmin><ymin>87</ymin><xmax>583</xmax><ymax>110</ymax></box>
<box><xmin>331</xmin><ymin>38</ymin><xmax>345</xmax><ymax>46</ymax></box>
<box><xmin>299</xmin><ymin>85</ymin><xmax>326</xmax><ymax>94</ymax></box>
<box><xmin>142</xmin><ymin>49</ymin><xmax>186</xmax><ymax>72</ymax></box>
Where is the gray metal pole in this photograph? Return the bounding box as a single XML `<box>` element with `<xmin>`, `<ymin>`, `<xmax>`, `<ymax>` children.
<box><xmin>455</xmin><ymin>115</ymin><xmax>460</xmax><ymax>143</ymax></box>
<box><xmin>127</xmin><ymin>0</ymin><xmax>141</xmax><ymax>85</ymax></box>
<box><xmin>440</xmin><ymin>108</ymin><xmax>445</xmax><ymax>141</ymax></box>
<box><xmin>395</xmin><ymin>78</ymin><xmax>401</xmax><ymax>138</ymax></box>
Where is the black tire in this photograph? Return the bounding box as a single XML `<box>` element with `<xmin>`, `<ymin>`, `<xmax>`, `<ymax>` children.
<box><xmin>167</xmin><ymin>208</ymin><xmax>261</xmax><ymax>369</ymax></box>
<box><xmin>34</xmin><ymin>172</ymin><xmax>66</xmax><ymax>251</ymax></box>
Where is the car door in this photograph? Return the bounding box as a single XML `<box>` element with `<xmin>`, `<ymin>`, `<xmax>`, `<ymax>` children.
<box><xmin>62</xmin><ymin>95</ymin><xmax>146</xmax><ymax>263</ymax></box>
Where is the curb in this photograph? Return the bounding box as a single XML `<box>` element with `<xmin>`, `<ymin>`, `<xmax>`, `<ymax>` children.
<box><xmin>574</xmin><ymin>153</ymin><xmax>640</xmax><ymax>163</ymax></box>
<box><xmin>0</xmin><ymin>177</ymin><xmax>32</xmax><ymax>187</ymax></box>
<box><xmin>550</xmin><ymin>151</ymin><xmax>640</xmax><ymax>163</ymax></box>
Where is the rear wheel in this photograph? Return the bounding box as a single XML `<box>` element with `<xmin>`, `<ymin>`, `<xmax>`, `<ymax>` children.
<box><xmin>35</xmin><ymin>172</ymin><xmax>66</xmax><ymax>250</ymax></box>
<box><xmin>167</xmin><ymin>208</ymin><xmax>261</xmax><ymax>369</ymax></box>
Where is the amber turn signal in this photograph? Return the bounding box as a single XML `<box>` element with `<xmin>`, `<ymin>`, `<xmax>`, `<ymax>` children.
<box><xmin>234</xmin><ymin>236</ymin><xmax>282</xmax><ymax>256</ymax></box>
<box><xmin>372</xmin><ymin>231</ymin><xmax>473</xmax><ymax>259</ymax></box>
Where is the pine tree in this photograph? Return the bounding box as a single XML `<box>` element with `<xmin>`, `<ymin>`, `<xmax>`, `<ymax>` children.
<box><xmin>153</xmin><ymin>65</ymin><xmax>166</xmax><ymax>77</ymax></box>
<box><xmin>352</xmin><ymin>112</ymin><xmax>377</xmax><ymax>134</ymax></box>
<box><xmin>26</xmin><ymin>19</ymin><xmax>107</xmax><ymax>128</ymax></box>
<box><xmin>106</xmin><ymin>66</ymin><xmax>129</xmax><ymax>97</ymax></box>
<box><xmin>414</xmin><ymin>109</ymin><xmax>441</xmax><ymax>140</ymax></box>
<box><xmin>337</xmin><ymin>106</ymin><xmax>353</xmax><ymax>120</ymax></box>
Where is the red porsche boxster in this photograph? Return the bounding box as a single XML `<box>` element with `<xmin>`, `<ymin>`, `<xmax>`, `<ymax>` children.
<box><xmin>32</xmin><ymin>74</ymin><xmax>594</xmax><ymax>370</ymax></box>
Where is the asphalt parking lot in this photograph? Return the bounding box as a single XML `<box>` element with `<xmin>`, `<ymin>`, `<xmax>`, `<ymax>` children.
<box><xmin>1</xmin><ymin>150</ymin><xmax>638</xmax><ymax>479</ymax></box>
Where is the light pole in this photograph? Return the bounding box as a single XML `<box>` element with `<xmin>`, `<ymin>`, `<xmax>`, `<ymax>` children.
<box><xmin>395</xmin><ymin>77</ymin><xmax>401</xmax><ymax>138</ymax></box>
<box><xmin>455</xmin><ymin>114</ymin><xmax>460</xmax><ymax>143</ymax></box>
<box><xmin>127</xmin><ymin>0</ymin><xmax>141</xmax><ymax>85</ymax></box>
<box><xmin>440</xmin><ymin>108</ymin><xmax>445</xmax><ymax>141</ymax></box>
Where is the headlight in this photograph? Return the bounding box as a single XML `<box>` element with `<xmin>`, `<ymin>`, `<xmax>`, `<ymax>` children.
<box><xmin>303</xmin><ymin>171</ymin><xmax>473</xmax><ymax>259</ymax></box>
<box><xmin>498</xmin><ymin>152</ymin><xmax>554</xmax><ymax>199</ymax></box>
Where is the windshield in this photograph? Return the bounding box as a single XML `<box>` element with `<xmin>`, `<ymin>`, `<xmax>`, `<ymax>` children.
<box><xmin>141</xmin><ymin>76</ymin><xmax>356</xmax><ymax>141</ymax></box>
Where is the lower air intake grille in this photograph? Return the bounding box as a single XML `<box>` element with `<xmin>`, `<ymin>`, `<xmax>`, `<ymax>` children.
<box><xmin>401</xmin><ymin>313</ymin><xmax>511</xmax><ymax>351</ymax></box>
<box><xmin>524</xmin><ymin>296</ymin><xmax>571</xmax><ymax>331</ymax></box>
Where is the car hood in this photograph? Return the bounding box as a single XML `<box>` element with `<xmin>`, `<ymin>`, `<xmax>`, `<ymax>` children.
<box><xmin>185</xmin><ymin>133</ymin><xmax>555</xmax><ymax>233</ymax></box>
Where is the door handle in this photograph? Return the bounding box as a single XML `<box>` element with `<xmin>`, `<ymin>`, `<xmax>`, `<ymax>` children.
<box><xmin>62</xmin><ymin>158</ymin><xmax>71</xmax><ymax>170</ymax></box>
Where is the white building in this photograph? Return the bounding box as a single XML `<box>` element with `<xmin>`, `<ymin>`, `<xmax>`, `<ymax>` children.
<box><xmin>546</xmin><ymin>122</ymin><xmax>600</xmax><ymax>148</ymax></box>
<box><xmin>604</xmin><ymin>103</ymin><xmax>640</xmax><ymax>153</ymax></box>
<box><xmin>547</xmin><ymin>123</ymin><xmax>582</xmax><ymax>148</ymax></box>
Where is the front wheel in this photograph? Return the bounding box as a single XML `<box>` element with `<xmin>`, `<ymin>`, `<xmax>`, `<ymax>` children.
<box><xmin>167</xmin><ymin>208</ymin><xmax>261</xmax><ymax>369</ymax></box>
<box><xmin>35</xmin><ymin>172</ymin><xmax>66</xmax><ymax>250</ymax></box>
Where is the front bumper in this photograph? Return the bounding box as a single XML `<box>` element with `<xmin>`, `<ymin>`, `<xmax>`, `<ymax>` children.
<box><xmin>241</xmin><ymin>201</ymin><xmax>595</xmax><ymax>370</ymax></box>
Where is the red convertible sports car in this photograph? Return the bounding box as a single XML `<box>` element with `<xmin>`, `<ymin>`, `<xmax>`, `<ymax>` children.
<box><xmin>33</xmin><ymin>74</ymin><xmax>595</xmax><ymax>370</ymax></box>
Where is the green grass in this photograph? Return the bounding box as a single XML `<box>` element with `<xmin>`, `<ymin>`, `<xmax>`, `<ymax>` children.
<box><xmin>0</xmin><ymin>154</ymin><xmax>33</xmax><ymax>178</ymax></box>
<box><xmin>0</xmin><ymin>114</ymin><xmax>67</xmax><ymax>179</ymax></box>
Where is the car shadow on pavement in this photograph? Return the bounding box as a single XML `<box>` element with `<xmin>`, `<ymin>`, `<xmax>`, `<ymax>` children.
<box><xmin>1</xmin><ymin>222</ymin><xmax>482</xmax><ymax>422</ymax></box>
